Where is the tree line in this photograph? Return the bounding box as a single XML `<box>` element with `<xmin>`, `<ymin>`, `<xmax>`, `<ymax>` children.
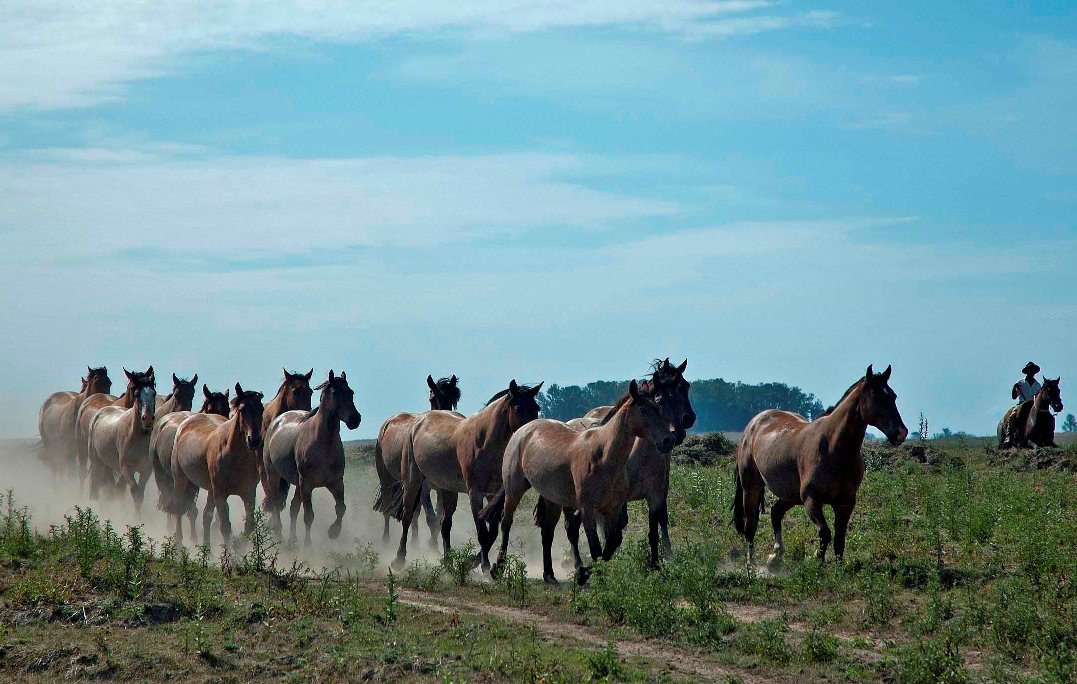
<box><xmin>537</xmin><ymin>377</ymin><xmax>825</xmax><ymax>432</ymax></box>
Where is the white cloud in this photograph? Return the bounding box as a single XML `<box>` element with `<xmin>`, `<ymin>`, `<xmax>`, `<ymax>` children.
<box><xmin>0</xmin><ymin>0</ymin><xmax>829</xmax><ymax>112</ymax></box>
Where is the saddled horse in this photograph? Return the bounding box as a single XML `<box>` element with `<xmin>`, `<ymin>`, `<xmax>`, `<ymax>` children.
<box><xmin>373</xmin><ymin>374</ymin><xmax>461</xmax><ymax>546</ymax></box>
<box><xmin>733</xmin><ymin>365</ymin><xmax>908</xmax><ymax>567</ymax></box>
<box><xmin>156</xmin><ymin>373</ymin><xmax>198</xmax><ymax>414</ymax></box>
<box><xmin>150</xmin><ymin>385</ymin><xmax>231</xmax><ymax>523</ymax></box>
<box><xmin>482</xmin><ymin>379</ymin><xmax>676</xmax><ymax>584</ymax></box>
<box><xmin>385</xmin><ymin>380</ymin><xmax>542</xmax><ymax>571</ymax></box>
<box><xmin>998</xmin><ymin>377</ymin><xmax>1063</xmax><ymax>448</ymax></box>
<box><xmin>170</xmin><ymin>384</ymin><xmax>264</xmax><ymax>546</ymax></box>
<box><xmin>76</xmin><ymin>366</ymin><xmax>152</xmax><ymax>487</ymax></box>
<box><xmin>263</xmin><ymin>370</ymin><xmax>362</xmax><ymax>544</ymax></box>
<box><xmin>39</xmin><ymin>367</ymin><xmax>112</xmax><ymax>477</ymax></box>
<box><xmin>554</xmin><ymin>359</ymin><xmax>695</xmax><ymax>571</ymax></box>
<box><xmin>86</xmin><ymin>371</ymin><xmax>157</xmax><ymax>512</ymax></box>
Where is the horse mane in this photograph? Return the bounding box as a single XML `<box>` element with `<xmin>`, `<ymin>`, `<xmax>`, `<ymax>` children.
<box><xmin>230</xmin><ymin>390</ymin><xmax>264</xmax><ymax>411</ymax></box>
<box><xmin>598</xmin><ymin>392</ymin><xmax>634</xmax><ymax>426</ymax></box>
<box><xmin>818</xmin><ymin>378</ymin><xmax>864</xmax><ymax>419</ymax></box>
<box><xmin>435</xmin><ymin>377</ymin><xmax>462</xmax><ymax>408</ymax></box>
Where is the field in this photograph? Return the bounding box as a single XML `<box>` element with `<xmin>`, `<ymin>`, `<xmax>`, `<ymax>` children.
<box><xmin>1</xmin><ymin>436</ymin><xmax>1076</xmax><ymax>683</ymax></box>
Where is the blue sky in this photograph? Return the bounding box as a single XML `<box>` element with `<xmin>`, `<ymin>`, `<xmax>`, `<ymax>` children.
<box><xmin>1</xmin><ymin>0</ymin><xmax>1074</xmax><ymax>438</ymax></box>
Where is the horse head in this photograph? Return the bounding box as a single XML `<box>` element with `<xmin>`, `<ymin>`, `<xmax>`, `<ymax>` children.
<box><xmin>858</xmin><ymin>364</ymin><xmax>908</xmax><ymax>446</ymax></box>
<box><xmin>427</xmin><ymin>374</ymin><xmax>461</xmax><ymax>411</ymax></box>
<box><xmin>316</xmin><ymin>369</ymin><xmax>362</xmax><ymax>430</ymax></box>
<box><xmin>232</xmin><ymin>383</ymin><xmax>265</xmax><ymax>450</ymax></box>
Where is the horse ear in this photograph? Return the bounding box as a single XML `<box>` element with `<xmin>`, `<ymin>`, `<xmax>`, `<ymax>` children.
<box><xmin>677</xmin><ymin>359</ymin><xmax>688</xmax><ymax>374</ymax></box>
<box><xmin>235</xmin><ymin>382</ymin><xmax>243</xmax><ymax>396</ymax></box>
<box><xmin>191</xmin><ymin>374</ymin><xmax>198</xmax><ymax>386</ymax></box>
<box><xmin>451</xmin><ymin>375</ymin><xmax>458</xmax><ymax>385</ymax></box>
<box><xmin>629</xmin><ymin>378</ymin><xmax>640</xmax><ymax>400</ymax></box>
<box><xmin>509</xmin><ymin>379</ymin><xmax>520</xmax><ymax>396</ymax></box>
<box><xmin>881</xmin><ymin>365</ymin><xmax>892</xmax><ymax>382</ymax></box>
<box><xmin>340</xmin><ymin>371</ymin><xmax>347</xmax><ymax>381</ymax></box>
<box><xmin>328</xmin><ymin>369</ymin><xmax>335</xmax><ymax>381</ymax></box>
<box><xmin>124</xmin><ymin>368</ymin><xmax>132</xmax><ymax>380</ymax></box>
<box><xmin>662</xmin><ymin>358</ymin><xmax>672</xmax><ymax>370</ymax></box>
<box><xmin>865</xmin><ymin>364</ymin><xmax>874</xmax><ymax>379</ymax></box>
<box><xmin>146</xmin><ymin>366</ymin><xmax>154</xmax><ymax>376</ymax></box>
<box><xmin>427</xmin><ymin>375</ymin><xmax>437</xmax><ymax>390</ymax></box>
<box><xmin>305</xmin><ymin>369</ymin><xmax>314</xmax><ymax>381</ymax></box>
<box><xmin>203</xmin><ymin>384</ymin><xmax>211</xmax><ymax>399</ymax></box>
<box><xmin>224</xmin><ymin>389</ymin><xmax>230</xmax><ymax>400</ymax></box>
<box><xmin>282</xmin><ymin>367</ymin><xmax>289</xmax><ymax>378</ymax></box>
<box><xmin>88</xmin><ymin>366</ymin><xmax>93</xmax><ymax>375</ymax></box>
<box><xmin>529</xmin><ymin>381</ymin><xmax>544</xmax><ymax>396</ymax></box>
<box><xmin>173</xmin><ymin>373</ymin><xmax>180</xmax><ymax>385</ymax></box>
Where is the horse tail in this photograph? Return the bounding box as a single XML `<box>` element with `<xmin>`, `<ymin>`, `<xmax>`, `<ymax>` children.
<box><xmin>532</xmin><ymin>496</ymin><xmax>548</xmax><ymax>527</ymax></box>
<box><xmin>731</xmin><ymin>470</ymin><xmax>745</xmax><ymax>535</ymax></box>
<box><xmin>371</xmin><ymin>432</ymin><xmax>402</xmax><ymax>515</ymax></box>
<box><xmin>478</xmin><ymin>488</ymin><xmax>506</xmax><ymax>526</ymax></box>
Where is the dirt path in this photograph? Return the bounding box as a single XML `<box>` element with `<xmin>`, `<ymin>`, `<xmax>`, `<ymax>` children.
<box><xmin>392</xmin><ymin>586</ymin><xmax>789</xmax><ymax>684</ymax></box>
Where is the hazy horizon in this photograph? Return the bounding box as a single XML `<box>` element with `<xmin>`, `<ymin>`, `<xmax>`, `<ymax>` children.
<box><xmin>2</xmin><ymin>1</ymin><xmax>1074</xmax><ymax>439</ymax></box>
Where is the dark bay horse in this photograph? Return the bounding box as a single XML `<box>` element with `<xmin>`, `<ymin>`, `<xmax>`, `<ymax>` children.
<box><xmin>733</xmin><ymin>365</ymin><xmax>908</xmax><ymax>567</ymax></box>
<box><xmin>998</xmin><ymin>378</ymin><xmax>1063</xmax><ymax>448</ymax></box>
<box><xmin>170</xmin><ymin>384</ymin><xmax>264</xmax><ymax>546</ymax></box>
<box><xmin>264</xmin><ymin>369</ymin><xmax>314</xmax><ymax>431</ymax></box>
<box><xmin>483</xmin><ymin>380</ymin><xmax>676</xmax><ymax>584</ymax></box>
<box><xmin>263</xmin><ymin>370</ymin><xmax>362</xmax><ymax>544</ymax></box>
<box><xmin>86</xmin><ymin>371</ymin><xmax>157</xmax><ymax>512</ymax></box>
<box><xmin>39</xmin><ymin>366</ymin><xmax>112</xmax><ymax>477</ymax></box>
<box><xmin>387</xmin><ymin>380</ymin><xmax>542</xmax><ymax>571</ymax></box>
<box><xmin>156</xmin><ymin>373</ymin><xmax>198</xmax><ymax>414</ymax></box>
<box><xmin>373</xmin><ymin>374</ymin><xmax>461</xmax><ymax>546</ymax></box>
<box><xmin>150</xmin><ymin>385</ymin><xmax>231</xmax><ymax>521</ymax></box>
<box><xmin>557</xmin><ymin>359</ymin><xmax>695</xmax><ymax>570</ymax></box>
<box><xmin>76</xmin><ymin>366</ymin><xmax>152</xmax><ymax>487</ymax></box>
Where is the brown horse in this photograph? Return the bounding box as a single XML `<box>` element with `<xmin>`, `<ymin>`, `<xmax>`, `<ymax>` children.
<box><xmin>556</xmin><ymin>359</ymin><xmax>695</xmax><ymax>571</ymax></box>
<box><xmin>76</xmin><ymin>366</ymin><xmax>152</xmax><ymax>487</ymax></box>
<box><xmin>998</xmin><ymin>378</ymin><xmax>1063</xmax><ymax>448</ymax></box>
<box><xmin>373</xmin><ymin>374</ymin><xmax>461</xmax><ymax>546</ymax></box>
<box><xmin>264</xmin><ymin>369</ymin><xmax>314</xmax><ymax>431</ymax></box>
<box><xmin>170</xmin><ymin>384</ymin><xmax>265</xmax><ymax>546</ymax></box>
<box><xmin>263</xmin><ymin>370</ymin><xmax>362</xmax><ymax>544</ymax></box>
<box><xmin>156</xmin><ymin>373</ymin><xmax>198</xmax><ymax>414</ymax></box>
<box><xmin>387</xmin><ymin>380</ymin><xmax>542</xmax><ymax>571</ymax></box>
<box><xmin>150</xmin><ymin>385</ymin><xmax>231</xmax><ymax>522</ymax></box>
<box><xmin>86</xmin><ymin>371</ymin><xmax>157</xmax><ymax>512</ymax></box>
<box><xmin>38</xmin><ymin>367</ymin><xmax>112</xmax><ymax>478</ymax></box>
<box><xmin>733</xmin><ymin>365</ymin><xmax>908</xmax><ymax>567</ymax></box>
<box><xmin>482</xmin><ymin>379</ymin><xmax>676</xmax><ymax>584</ymax></box>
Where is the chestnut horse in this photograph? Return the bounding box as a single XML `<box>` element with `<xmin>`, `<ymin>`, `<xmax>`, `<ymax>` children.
<box><xmin>39</xmin><ymin>366</ymin><xmax>112</xmax><ymax>477</ymax></box>
<box><xmin>86</xmin><ymin>371</ymin><xmax>157</xmax><ymax>512</ymax></box>
<box><xmin>733</xmin><ymin>365</ymin><xmax>908</xmax><ymax>567</ymax></box>
<box><xmin>76</xmin><ymin>366</ymin><xmax>152</xmax><ymax>487</ymax></box>
<box><xmin>156</xmin><ymin>373</ymin><xmax>198</xmax><ymax>414</ymax></box>
<box><xmin>263</xmin><ymin>370</ymin><xmax>362</xmax><ymax>544</ymax></box>
<box><xmin>150</xmin><ymin>385</ymin><xmax>231</xmax><ymax>522</ymax></box>
<box><xmin>373</xmin><ymin>374</ymin><xmax>461</xmax><ymax>546</ymax></box>
<box><xmin>998</xmin><ymin>378</ymin><xmax>1063</xmax><ymax>448</ymax></box>
<box><xmin>170</xmin><ymin>384</ymin><xmax>265</xmax><ymax>546</ymax></box>
<box><xmin>482</xmin><ymin>379</ymin><xmax>676</xmax><ymax>584</ymax></box>
<box><xmin>264</xmin><ymin>369</ymin><xmax>314</xmax><ymax>433</ymax></box>
<box><xmin>556</xmin><ymin>359</ymin><xmax>695</xmax><ymax>571</ymax></box>
<box><xmin>386</xmin><ymin>380</ymin><xmax>542</xmax><ymax>571</ymax></box>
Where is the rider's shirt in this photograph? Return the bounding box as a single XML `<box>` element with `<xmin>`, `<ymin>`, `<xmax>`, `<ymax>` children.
<box><xmin>1015</xmin><ymin>378</ymin><xmax>1041</xmax><ymax>403</ymax></box>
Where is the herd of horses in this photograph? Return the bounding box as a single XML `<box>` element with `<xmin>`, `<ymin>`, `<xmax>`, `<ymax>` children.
<box><xmin>35</xmin><ymin>360</ymin><xmax>1063</xmax><ymax>583</ymax></box>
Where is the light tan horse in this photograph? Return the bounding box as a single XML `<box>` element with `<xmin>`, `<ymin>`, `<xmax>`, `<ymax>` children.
<box><xmin>733</xmin><ymin>365</ymin><xmax>908</xmax><ymax>567</ymax></box>
<box><xmin>86</xmin><ymin>371</ymin><xmax>157</xmax><ymax>512</ymax></box>
<box><xmin>170</xmin><ymin>384</ymin><xmax>265</xmax><ymax>546</ymax></box>
<box><xmin>150</xmin><ymin>385</ymin><xmax>231</xmax><ymax>526</ymax></box>
<box><xmin>38</xmin><ymin>367</ymin><xmax>112</xmax><ymax>478</ymax></box>
<box><xmin>386</xmin><ymin>380</ymin><xmax>543</xmax><ymax>571</ymax></box>
<box><xmin>263</xmin><ymin>370</ymin><xmax>362</xmax><ymax>544</ymax></box>
<box><xmin>76</xmin><ymin>366</ymin><xmax>152</xmax><ymax>487</ymax></box>
<box><xmin>373</xmin><ymin>374</ymin><xmax>461</xmax><ymax>546</ymax></box>
<box><xmin>482</xmin><ymin>379</ymin><xmax>676</xmax><ymax>584</ymax></box>
<box><xmin>556</xmin><ymin>359</ymin><xmax>695</xmax><ymax>571</ymax></box>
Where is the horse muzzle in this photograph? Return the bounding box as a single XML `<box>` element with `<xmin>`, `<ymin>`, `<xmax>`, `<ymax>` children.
<box><xmin>247</xmin><ymin>435</ymin><xmax>263</xmax><ymax>450</ymax></box>
<box><xmin>345</xmin><ymin>414</ymin><xmax>362</xmax><ymax>430</ymax></box>
<box><xmin>656</xmin><ymin>433</ymin><xmax>676</xmax><ymax>454</ymax></box>
<box><xmin>1053</xmin><ymin>402</ymin><xmax>1064</xmax><ymax>414</ymax></box>
<box><xmin>888</xmin><ymin>425</ymin><xmax>909</xmax><ymax>446</ymax></box>
<box><xmin>672</xmin><ymin>426</ymin><xmax>687</xmax><ymax>446</ymax></box>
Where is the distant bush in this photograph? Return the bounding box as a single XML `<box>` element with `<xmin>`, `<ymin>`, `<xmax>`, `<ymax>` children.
<box><xmin>671</xmin><ymin>432</ymin><xmax>736</xmax><ymax>465</ymax></box>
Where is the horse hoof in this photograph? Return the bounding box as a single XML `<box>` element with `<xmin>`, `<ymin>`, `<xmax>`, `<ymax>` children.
<box><xmin>490</xmin><ymin>562</ymin><xmax>502</xmax><ymax>581</ymax></box>
<box><xmin>575</xmin><ymin>566</ymin><xmax>592</xmax><ymax>586</ymax></box>
<box><xmin>765</xmin><ymin>554</ymin><xmax>783</xmax><ymax>571</ymax></box>
<box><xmin>328</xmin><ymin>523</ymin><xmax>342</xmax><ymax>540</ymax></box>
<box><xmin>468</xmin><ymin>554</ymin><xmax>482</xmax><ymax>572</ymax></box>
<box><xmin>543</xmin><ymin>575</ymin><xmax>560</xmax><ymax>586</ymax></box>
<box><xmin>390</xmin><ymin>555</ymin><xmax>407</xmax><ymax>572</ymax></box>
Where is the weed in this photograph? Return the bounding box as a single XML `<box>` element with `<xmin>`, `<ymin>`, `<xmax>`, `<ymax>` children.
<box><xmin>442</xmin><ymin>541</ymin><xmax>478</xmax><ymax>586</ymax></box>
<box><xmin>587</xmin><ymin>641</ymin><xmax>623</xmax><ymax>681</ymax></box>
<box><xmin>385</xmin><ymin>570</ymin><xmax>399</xmax><ymax>623</ymax></box>
<box><xmin>802</xmin><ymin>626</ymin><xmax>839</xmax><ymax>663</ymax></box>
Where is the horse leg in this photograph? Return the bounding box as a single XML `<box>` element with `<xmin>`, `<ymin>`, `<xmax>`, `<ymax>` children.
<box><xmin>327</xmin><ymin>478</ymin><xmax>346</xmax><ymax>540</ymax></box>
<box><xmin>382</xmin><ymin>514</ymin><xmax>391</xmax><ymax>545</ymax></box>
<box><xmin>739</xmin><ymin>463</ymin><xmax>765</xmax><ymax>565</ymax></box>
<box><xmin>215</xmin><ymin>492</ymin><xmax>233</xmax><ymax>547</ymax></box>
<box><xmin>539</xmin><ymin>502</ymin><xmax>563</xmax><ymax>585</ymax></box>
<box><xmin>766</xmin><ymin>499</ymin><xmax>795</xmax><ymax>570</ymax></box>
<box><xmin>299</xmin><ymin>478</ymin><xmax>315</xmax><ymax>547</ymax></box>
<box><xmin>201</xmin><ymin>497</ymin><xmax>215</xmax><ymax>549</ymax></box>
<box><xmin>391</xmin><ymin>466</ymin><xmax>425</xmax><ymax>570</ymax></box>
<box><xmin>490</xmin><ymin>489</ymin><xmax>522</xmax><ymax>580</ymax></box>
<box><xmin>644</xmin><ymin>499</ymin><xmax>661</xmax><ymax>569</ymax></box>
<box><xmin>171</xmin><ymin>469</ymin><xmax>192</xmax><ymax>545</ymax></box>
<box><xmin>832</xmin><ymin>498</ymin><xmax>855</xmax><ymax>563</ymax></box>
<box><xmin>603</xmin><ymin>507</ymin><xmax>627</xmax><ymax>563</ymax></box>
<box><xmin>803</xmin><ymin>493</ymin><xmax>832</xmax><ymax>562</ymax></box>
<box><xmin>421</xmin><ymin>483</ymin><xmax>440</xmax><ymax>549</ymax></box>
<box><xmin>580</xmin><ymin>508</ymin><xmax>604</xmax><ymax>579</ymax></box>
<box><xmin>436</xmin><ymin>490</ymin><xmax>459</xmax><ymax>557</ymax></box>
<box><xmin>563</xmin><ymin>509</ymin><xmax>585</xmax><ymax>570</ymax></box>
<box><xmin>469</xmin><ymin>489</ymin><xmax>495</xmax><ymax>572</ymax></box>
<box><xmin>287</xmin><ymin>487</ymin><xmax>302</xmax><ymax>545</ymax></box>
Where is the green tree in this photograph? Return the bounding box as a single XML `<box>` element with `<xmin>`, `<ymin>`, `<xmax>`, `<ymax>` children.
<box><xmin>1063</xmin><ymin>413</ymin><xmax>1077</xmax><ymax>432</ymax></box>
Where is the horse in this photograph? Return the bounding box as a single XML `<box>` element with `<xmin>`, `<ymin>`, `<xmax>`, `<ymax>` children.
<box><xmin>373</xmin><ymin>374</ymin><xmax>461</xmax><ymax>547</ymax></box>
<box><xmin>170</xmin><ymin>384</ymin><xmax>265</xmax><ymax>546</ymax></box>
<box><xmin>998</xmin><ymin>378</ymin><xmax>1063</xmax><ymax>448</ymax></box>
<box><xmin>149</xmin><ymin>385</ymin><xmax>231</xmax><ymax>525</ymax></box>
<box><xmin>263</xmin><ymin>370</ymin><xmax>362</xmax><ymax>544</ymax></box>
<box><xmin>264</xmin><ymin>368</ymin><xmax>314</xmax><ymax>431</ymax></box>
<box><xmin>76</xmin><ymin>366</ymin><xmax>152</xmax><ymax>487</ymax></box>
<box><xmin>386</xmin><ymin>380</ymin><xmax>543</xmax><ymax>571</ymax></box>
<box><xmin>732</xmin><ymin>365</ymin><xmax>908</xmax><ymax>568</ymax></box>
<box><xmin>482</xmin><ymin>379</ymin><xmax>676</xmax><ymax>584</ymax></box>
<box><xmin>555</xmin><ymin>358</ymin><xmax>695</xmax><ymax>571</ymax></box>
<box><xmin>38</xmin><ymin>366</ymin><xmax>112</xmax><ymax>478</ymax></box>
<box><xmin>156</xmin><ymin>373</ymin><xmax>198</xmax><ymax>414</ymax></box>
<box><xmin>86</xmin><ymin>371</ymin><xmax>157</xmax><ymax>512</ymax></box>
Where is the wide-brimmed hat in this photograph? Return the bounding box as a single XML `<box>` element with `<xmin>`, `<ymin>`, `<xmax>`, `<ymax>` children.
<box><xmin>1022</xmin><ymin>361</ymin><xmax>1040</xmax><ymax>375</ymax></box>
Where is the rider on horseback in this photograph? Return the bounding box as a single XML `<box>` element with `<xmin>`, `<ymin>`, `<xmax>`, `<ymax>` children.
<box><xmin>1003</xmin><ymin>362</ymin><xmax>1041</xmax><ymax>447</ymax></box>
